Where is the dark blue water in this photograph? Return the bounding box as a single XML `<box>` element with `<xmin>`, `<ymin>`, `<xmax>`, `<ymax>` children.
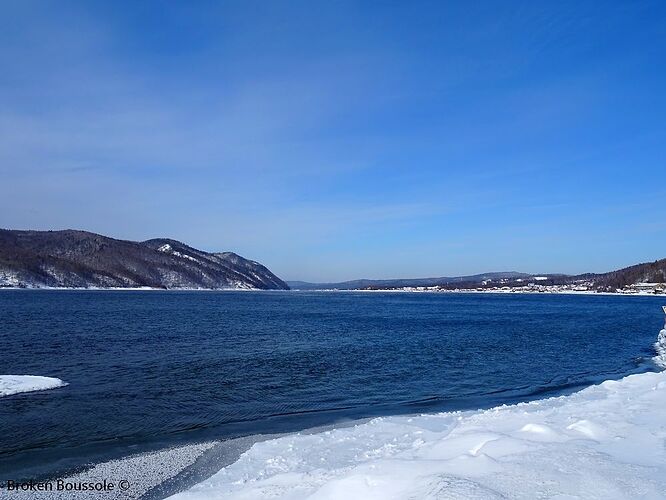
<box><xmin>0</xmin><ymin>290</ymin><xmax>664</xmax><ymax>479</ymax></box>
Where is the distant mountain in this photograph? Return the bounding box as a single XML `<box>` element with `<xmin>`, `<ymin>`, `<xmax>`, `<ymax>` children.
<box><xmin>287</xmin><ymin>272</ymin><xmax>531</xmax><ymax>290</ymax></box>
<box><xmin>3</xmin><ymin>228</ymin><xmax>661</xmax><ymax>293</ymax></box>
<box><xmin>289</xmin><ymin>259</ymin><xmax>666</xmax><ymax>292</ymax></box>
<box><xmin>0</xmin><ymin>229</ymin><xmax>288</xmax><ymax>290</ymax></box>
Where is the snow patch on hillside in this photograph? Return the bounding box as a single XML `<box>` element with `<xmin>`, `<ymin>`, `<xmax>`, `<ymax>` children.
<box><xmin>158</xmin><ymin>243</ymin><xmax>200</xmax><ymax>263</ymax></box>
<box><xmin>0</xmin><ymin>268</ymin><xmax>21</xmax><ymax>287</ymax></box>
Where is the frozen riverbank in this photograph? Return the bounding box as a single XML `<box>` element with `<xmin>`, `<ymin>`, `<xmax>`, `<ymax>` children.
<box><xmin>172</xmin><ymin>369</ymin><xmax>666</xmax><ymax>499</ymax></box>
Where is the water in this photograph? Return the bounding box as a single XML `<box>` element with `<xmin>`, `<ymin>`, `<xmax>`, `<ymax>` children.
<box><xmin>0</xmin><ymin>290</ymin><xmax>664</xmax><ymax>481</ymax></box>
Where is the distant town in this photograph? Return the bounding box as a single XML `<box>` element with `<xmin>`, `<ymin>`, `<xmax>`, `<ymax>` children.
<box><xmin>358</xmin><ymin>278</ymin><xmax>666</xmax><ymax>295</ymax></box>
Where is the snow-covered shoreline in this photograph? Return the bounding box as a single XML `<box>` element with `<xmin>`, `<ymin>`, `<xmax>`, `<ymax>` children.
<box><xmin>12</xmin><ymin>365</ymin><xmax>666</xmax><ymax>500</ymax></box>
<box><xmin>16</xmin><ymin>367</ymin><xmax>666</xmax><ymax>499</ymax></box>
<box><xmin>0</xmin><ymin>286</ymin><xmax>662</xmax><ymax>297</ymax></box>
<box><xmin>296</xmin><ymin>288</ymin><xmax>664</xmax><ymax>297</ymax></box>
<box><xmin>8</xmin><ymin>331</ymin><xmax>665</xmax><ymax>499</ymax></box>
<box><xmin>171</xmin><ymin>367</ymin><xmax>666</xmax><ymax>499</ymax></box>
<box><xmin>0</xmin><ymin>286</ymin><xmax>264</xmax><ymax>292</ymax></box>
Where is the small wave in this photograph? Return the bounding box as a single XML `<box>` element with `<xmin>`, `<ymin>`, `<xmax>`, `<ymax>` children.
<box><xmin>0</xmin><ymin>375</ymin><xmax>67</xmax><ymax>397</ymax></box>
<box><xmin>654</xmin><ymin>328</ymin><xmax>666</xmax><ymax>369</ymax></box>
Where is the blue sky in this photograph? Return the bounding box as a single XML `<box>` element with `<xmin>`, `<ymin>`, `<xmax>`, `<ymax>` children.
<box><xmin>1</xmin><ymin>1</ymin><xmax>665</xmax><ymax>281</ymax></box>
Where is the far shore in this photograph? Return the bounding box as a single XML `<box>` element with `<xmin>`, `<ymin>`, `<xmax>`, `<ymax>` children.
<box><xmin>1</xmin><ymin>286</ymin><xmax>664</xmax><ymax>298</ymax></box>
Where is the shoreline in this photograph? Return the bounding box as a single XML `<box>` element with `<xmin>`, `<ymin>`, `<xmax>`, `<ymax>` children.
<box><xmin>1</xmin><ymin>287</ymin><xmax>663</xmax><ymax>297</ymax></box>
<box><xmin>0</xmin><ymin>286</ymin><xmax>267</xmax><ymax>292</ymax></box>
<box><xmin>170</xmin><ymin>367</ymin><xmax>666</xmax><ymax>499</ymax></box>
<box><xmin>15</xmin><ymin>362</ymin><xmax>666</xmax><ymax>500</ymax></box>
<box><xmin>311</xmin><ymin>288</ymin><xmax>666</xmax><ymax>297</ymax></box>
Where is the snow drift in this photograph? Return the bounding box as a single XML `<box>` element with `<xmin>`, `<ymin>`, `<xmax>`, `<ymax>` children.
<box><xmin>654</xmin><ymin>327</ymin><xmax>666</xmax><ymax>369</ymax></box>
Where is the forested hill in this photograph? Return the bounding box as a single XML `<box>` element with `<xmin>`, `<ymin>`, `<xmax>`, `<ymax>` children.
<box><xmin>591</xmin><ymin>258</ymin><xmax>666</xmax><ymax>291</ymax></box>
<box><xmin>0</xmin><ymin>229</ymin><xmax>289</xmax><ymax>290</ymax></box>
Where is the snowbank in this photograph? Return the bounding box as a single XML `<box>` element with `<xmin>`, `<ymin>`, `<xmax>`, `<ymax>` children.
<box><xmin>0</xmin><ymin>375</ymin><xmax>67</xmax><ymax>397</ymax></box>
<box><xmin>172</xmin><ymin>369</ymin><xmax>666</xmax><ymax>499</ymax></box>
<box><xmin>655</xmin><ymin>328</ymin><xmax>666</xmax><ymax>369</ymax></box>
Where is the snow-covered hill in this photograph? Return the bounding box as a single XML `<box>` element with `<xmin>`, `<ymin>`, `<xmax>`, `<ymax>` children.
<box><xmin>0</xmin><ymin>229</ymin><xmax>288</xmax><ymax>290</ymax></box>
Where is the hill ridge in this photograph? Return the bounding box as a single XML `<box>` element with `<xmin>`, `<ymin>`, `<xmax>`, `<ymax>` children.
<box><xmin>0</xmin><ymin>229</ymin><xmax>288</xmax><ymax>290</ymax></box>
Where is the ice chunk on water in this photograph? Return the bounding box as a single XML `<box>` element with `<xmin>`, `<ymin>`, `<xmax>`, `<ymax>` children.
<box><xmin>0</xmin><ymin>375</ymin><xmax>67</xmax><ymax>397</ymax></box>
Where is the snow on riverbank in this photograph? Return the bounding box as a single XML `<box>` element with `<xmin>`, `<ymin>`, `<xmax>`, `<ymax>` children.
<box><xmin>0</xmin><ymin>287</ymin><xmax>258</xmax><ymax>291</ymax></box>
<box><xmin>655</xmin><ymin>327</ymin><xmax>666</xmax><ymax>369</ymax></box>
<box><xmin>0</xmin><ymin>375</ymin><xmax>67</xmax><ymax>397</ymax></box>
<box><xmin>172</xmin><ymin>369</ymin><xmax>666</xmax><ymax>499</ymax></box>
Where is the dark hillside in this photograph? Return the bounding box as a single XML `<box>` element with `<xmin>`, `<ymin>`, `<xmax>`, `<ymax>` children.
<box><xmin>0</xmin><ymin>229</ymin><xmax>288</xmax><ymax>290</ymax></box>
